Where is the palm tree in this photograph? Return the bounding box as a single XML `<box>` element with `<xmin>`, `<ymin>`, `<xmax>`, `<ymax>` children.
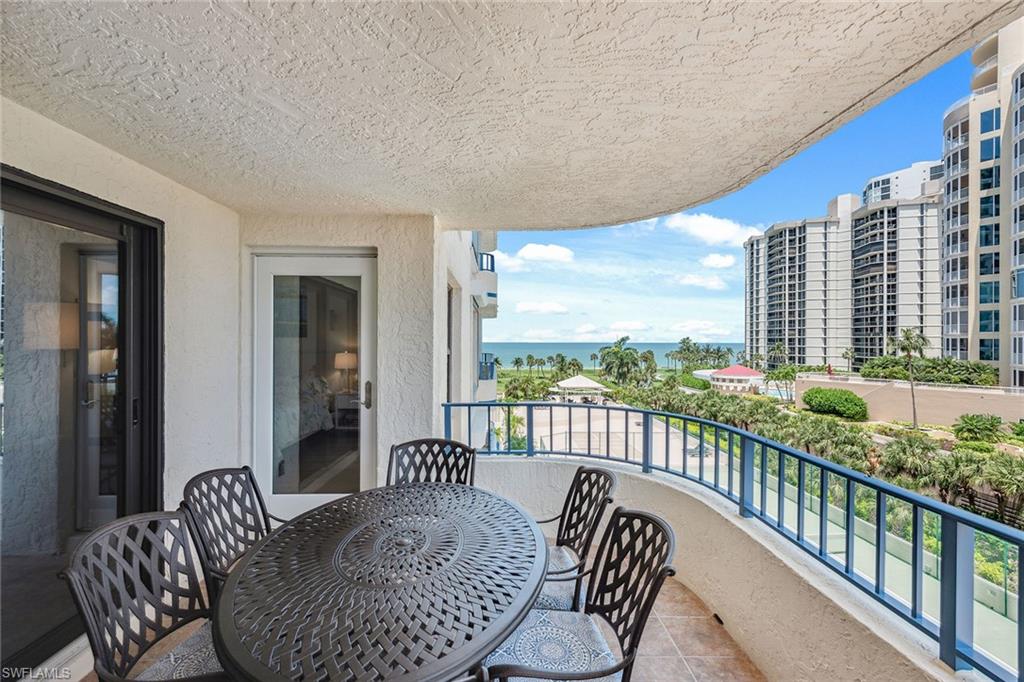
<box><xmin>932</xmin><ymin>448</ymin><xmax>987</xmax><ymax>507</ymax></box>
<box><xmin>879</xmin><ymin>433</ymin><xmax>937</xmax><ymax>488</ymax></box>
<box><xmin>599</xmin><ymin>336</ymin><xmax>641</xmax><ymax>385</ymax></box>
<box><xmin>767</xmin><ymin>341</ymin><xmax>788</xmax><ymax>368</ymax></box>
<box><xmin>537</xmin><ymin>358</ymin><xmax>547</xmax><ymax>375</ymax></box>
<box><xmin>493</xmin><ymin>356</ymin><xmax>502</xmax><ymax>370</ymax></box>
<box><xmin>735</xmin><ymin>350</ymin><xmax>749</xmax><ymax>367</ymax></box>
<box><xmin>677</xmin><ymin>337</ymin><xmax>699</xmax><ymax>367</ymax></box>
<box><xmin>590</xmin><ymin>352</ymin><xmax>599</xmax><ymax>372</ymax></box>
<box><xmin>841</xmin><ymin>347</ymin><xmax>855</xmax><ymax>373</ymax></box>
<box><xmin>983</xmin><ymin>451</ymin><xmax>1024</xmax><ymax>524</ymax></box>
<box><xmin>952</xmin><ymin>413</ymin><xmax>1003</xmax><ymax>442</ymax></box>
<box><xmin>887</xmin><ymin>327</ymin><xmax>929</xmax><ymax>429</ymax></box>
<box><xmin>512</xmin><ymin>356</ymin><xmax>524</xmax><ymax>373</ymax></box>
<box><xmin>525</xmin><ymin>354</ymin><xmax>536</xmax><ymax>375</ymax></box>
<box><xmin>567</xmin><ymin>358</ymin><xmax>584</xmax><ymax>375</ymax></box>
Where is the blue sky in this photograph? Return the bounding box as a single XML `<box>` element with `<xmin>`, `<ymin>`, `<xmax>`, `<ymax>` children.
<box><xmin>487</xmin><ymin>50</ymin><xmax>973</xmax><ymax>344</ymax></box>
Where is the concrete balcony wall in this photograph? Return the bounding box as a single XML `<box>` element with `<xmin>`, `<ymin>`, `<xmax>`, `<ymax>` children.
<box><xmin>475</xmin><ymin>457</ymin><xmax>953</xmax><ymax>682</ymax></box>
<box><xmin>476</xmin><ymin>379</ymin><xmax>497</xmax><ymax>402</ymax></box>
<box><xmin>472</xmin><ymin>267</ymin><xmax>498</xmax><ymax>305</ymax></box>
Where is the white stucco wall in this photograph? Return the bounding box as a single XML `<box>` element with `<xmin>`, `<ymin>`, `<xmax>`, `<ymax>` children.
<box><xmin>239</xmin><ymin>215</ymin><xmax>455</xmax><ymax>487</ymax></box>
<box><xmin>437</xmin><ymin>230</ymin><xmax>481</xmax><ymax>404</ymax></box>
<box><xmin>475</xmin><ymin>457</ymin><xmax>958</xmax><ymax>682</ymax></box>
<box><xmin>1</xmin><ymin>97</ymin><xmax>242</xmax><ymax>508</ymax></box>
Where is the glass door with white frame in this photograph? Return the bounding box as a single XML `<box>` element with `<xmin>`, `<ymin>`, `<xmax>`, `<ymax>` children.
<box><xmin>254</xmin><ymin>255</ymin><xmax>376</xmax><ymax>516</ymax></box>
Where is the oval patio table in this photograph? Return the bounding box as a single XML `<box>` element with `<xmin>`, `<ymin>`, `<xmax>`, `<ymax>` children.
<box><xmin>213</xmin><ymin>482</ymin><xmax>548</xmax><ymax>682</ymax></box>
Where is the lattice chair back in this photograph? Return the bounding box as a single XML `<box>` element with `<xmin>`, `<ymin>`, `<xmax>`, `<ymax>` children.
<box><xmin>180</xmin><ymin>466</ymin><xmax>272</xmax><ymax>599</ymax></box>
<box><xmin>387</xmin><ymin>438</ymin><xmax>476</xmax><ymax>486</ymax></box>
<box><xmin>585</xmin><ymin>507</ymin><xmax>676</xmax><ymax>665</ymax></box>
<box><xmin>61</xmin><ymin>512</ymin><xmax>209</xmax><ymax>680</ymax></box>
<box><xmin>555</xmin><ymin>466</ymin><xmax>617</xmax><ymax>560</ymax></box>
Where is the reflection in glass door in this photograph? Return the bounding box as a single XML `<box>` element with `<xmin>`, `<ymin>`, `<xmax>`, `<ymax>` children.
<box><xmin>254</xmin><ymin>255</ymin><xmax>377</xmax><ymax>516</ymax></box>
<box><xmin>1</xmin><ymin>213</ymin><xmax>119</xmax><ymax>667</ymax></box>
<box><xmin>77</xmin><ymin>251</ymin><xmax>119</xmax><ymax>530</ymax></box>
<box><xmin>1</xmin><ymin>166</ymin><xmax>162</xmax><ymax>671</ymax></box>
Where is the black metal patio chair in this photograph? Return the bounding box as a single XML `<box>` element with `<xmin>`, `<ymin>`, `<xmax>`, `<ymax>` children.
<box><xmin>483</xmin><ymin>507</ymin><xmax>676</xmax><ymax>682</ymax></box>
<box><xmin>534</xmin><ymin>466</ymin><xmax>617</xmax><ymax>611</ymax></box>
<box><xmin>387</xmin><ymin>437</ymin><xmax>476</xmax><ymax>486</ymax></box>
<box><xmin>179</xmin><ymin>466</ymin><xmax>284</xmax><ymax>602</ymax></box>
<box><xmin>60</xmin><ymin>511</ymin><xmax>227</xmax><ymax>682</ymax></box>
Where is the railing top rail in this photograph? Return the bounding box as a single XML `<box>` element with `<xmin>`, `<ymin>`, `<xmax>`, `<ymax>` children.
<box><xmin>444</xmin><ymin>400</ymin><xmax>1024</xmax><ymax>544</ymax></box>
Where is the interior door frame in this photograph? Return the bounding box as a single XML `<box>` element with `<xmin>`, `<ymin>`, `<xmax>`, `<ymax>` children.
<box><xmin>252</xmin><ymin>252</ymin><xmax>377</xmax><ymax>517</ymax></box>
<box><xmin>75</xmin><ymin>247</ymin><xmax>120</xmax><ymax>530</ymax></box>
<box><xmin>0</xmin><ymin>164</ymin><xmax>164</xmax><ymax>670</ymax></box>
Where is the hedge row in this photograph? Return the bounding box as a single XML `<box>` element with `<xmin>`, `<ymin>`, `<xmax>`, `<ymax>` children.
<box><xmin>802</xmin><ymin>387</ymin><xmax>868</xmax><ymax>421</ymax></box>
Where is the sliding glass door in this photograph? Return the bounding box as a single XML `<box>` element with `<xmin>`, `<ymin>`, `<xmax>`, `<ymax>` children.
<box><xmin>0</xmin><ymin>167</ymin><xmax>162</xmax><ymax>671</ymax></box>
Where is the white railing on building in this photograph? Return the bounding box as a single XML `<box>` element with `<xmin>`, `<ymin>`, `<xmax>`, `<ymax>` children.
<box><xmin>944</xmin><ymin>135</ymin><xmax>970</xmax><ymax>153</ymax></box>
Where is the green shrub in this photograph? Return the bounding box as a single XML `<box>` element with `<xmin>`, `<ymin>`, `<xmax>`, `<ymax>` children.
<box><xmin>802</xmin><ymin>387</ymin><xmax>868</xmax><ymax>421</ymax></box>
<box><xmin>1012</xmin><ymin>422</ymin><xmax>1024</xmax><ymax>439</ymax></box>
<box><xmin>952</xmin><ymin>413</ymin><xmax>1003</xmax><ymax>442</ymax></box>
<box><xmin>676</xmin><ymin>373</ymin><xmax>710</xmax><ymax>391</ymax></box>
<box><xmin>859</xmin><ymin>356</ymin><xmax>998</xmax><ymax>385</ymax></box>
<box><xmin>954</xmin><ymin>440</ymin><xmax>997</xmax><ymax>454</ymax></box>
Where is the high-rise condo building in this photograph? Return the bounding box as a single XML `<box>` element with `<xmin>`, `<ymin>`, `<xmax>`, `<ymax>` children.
<box><xmin>744</xmin><ymin>195</ymin><xmax>857</xmax><ymax>368</ymax></box>
<box><xmin>745</xmin><ymin>165</ymin><xmax>944</xmax><ymax>370</ymax></box>
<box><xmin>1011</xmin><ymin>64</ymin><xmax>1024</xmax><ymax>386</ymax></box>
<box><xmin>850</xmin><ymin>164</ymin><xmax>944</xmax><ymax>367</ymax></box>
<box><xmin>941</xmin><ymin>18</ymin><xmax>1024</xmax><ymax>386</ymax></box>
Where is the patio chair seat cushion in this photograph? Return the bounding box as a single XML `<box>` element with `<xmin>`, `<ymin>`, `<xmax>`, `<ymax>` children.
<box><xmin>484</xmin><ymin>609</ymin><xmax>621</xmax><ymax>682</ymax></box>
<box><xmin>547</xmin><ymin>543</ymin><xmax>578</xmax><ymax>572</ymax></box>
<box><xmin>136</xmin><ymin>622</ymin><xmax>223</xmax><ymax>680</ymax></box>
<box><xmin>534</xmin><ymin>575</ymin><xmax>588</xmax><ymax>611</ymax></box>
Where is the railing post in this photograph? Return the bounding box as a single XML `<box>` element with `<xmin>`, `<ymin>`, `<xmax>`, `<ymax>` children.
<box><xmin>642</xmin><ymin>413</ymin><xmax>652</xmax><ymax>474</ymax></box>
<box><xmin>443</xmin><ymin>404</ymin><xmax>452</xmax><ymax>440</ymax></box>
<box><xmin>526</xmin><ymin>404</ymin><xmax>535</xmax><ymax>457</ymax></box>
<box><xmin>739</xmin><ymin>436</ymin><xmax>755</xmax><ymax>518</ymax></box>
<box><xmin>939</xmin><ymin>515</ymin><xmax>974</xmax><ymax>671</ymax></box>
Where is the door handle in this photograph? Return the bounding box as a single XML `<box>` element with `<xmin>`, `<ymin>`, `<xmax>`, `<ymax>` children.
<box><xmin>360</xmin><ymin>381</ymin><xmax>372</xmax><ymax>409</ymax></box>
<box><xmin>80</xmin><ymin>399</ymin><xmax>97</xmax><ymax>408</ymax></box>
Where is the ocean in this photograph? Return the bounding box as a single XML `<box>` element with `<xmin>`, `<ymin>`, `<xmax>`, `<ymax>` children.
<box><xmin>482</xmin><ymin>341</ymin><xmax>746</xmax><ymax>368</ymax></box>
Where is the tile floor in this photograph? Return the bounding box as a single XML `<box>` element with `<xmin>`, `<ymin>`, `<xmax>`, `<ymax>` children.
<box><xmin>632</xmin><ymin>578</ymin><xmax>766</xmax><ymax>682</ymax></box>
<box><xmin>82</xmin><ymin>578</ymin><xmax>764</xmax><ymax>682</ymax></box>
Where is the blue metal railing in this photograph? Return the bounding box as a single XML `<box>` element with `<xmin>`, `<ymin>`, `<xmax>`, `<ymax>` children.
<box><xmin>443</xmin><ymin>400</ymin><xmax>1024</xmax><ymax>681</ymax></box>
<box><xmin>478</xmin><ymin>252</ymin><xmax>495</xmax><ymax>272</ymax></box>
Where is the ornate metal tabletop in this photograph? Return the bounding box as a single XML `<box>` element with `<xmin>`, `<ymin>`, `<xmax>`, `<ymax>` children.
<box><xmin>213</xmin><ymin>483</ymin><xmax>547</xmax><ymax>682</ymax></box>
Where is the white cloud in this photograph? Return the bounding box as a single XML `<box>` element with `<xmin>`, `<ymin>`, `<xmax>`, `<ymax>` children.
<box><xmin>610</xmin><ymin>320</ymin><xmax>650</xmax><ymax>331</ymax></box>
<box><xmin>669</xmin><ymin>320</ymin><xmax>734</xmax><ymax>341</ymax></box>
<box><xmin>493</xmin><ymin>250</ymin><xmax>526</xmax><ymax>272</ymax></box>
<box><xmin>574</xmin><ymin>323</ymin><xmax>598</xmax><ymax>334</ymax></box>
<box><xmin>664</xmin><ymin>213</ymin><xmax>762</xmax><ymax>247</ymax></box>
<box><xmin>699</xmin><ymin>253</ymin><xmax>736</xmax><ymax>269</ymax></box>
<box><xmin>515</xmin><ymin>301</ymin><xmax>569</xmax><ymax>314</ymax></box>
<box><xmin>676</xmin><ymin>273</ymin><xmax>727</xmax><ymax>290</ymax></box>
<box><xmin>517</xmin><ymin>243</ymin><xmax>575</xmax><ymax>263</ymax></box>
<box><xmin>522</xmin><ymin>328</ymin><xmax>559</xmax><ymax>340</ymax></box>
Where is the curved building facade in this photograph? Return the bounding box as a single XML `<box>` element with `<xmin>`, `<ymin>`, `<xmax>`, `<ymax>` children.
<box><xmin>940</xmin><ymin>19</ymin><xmax>1024</xmax><ymax>386</ymax></box>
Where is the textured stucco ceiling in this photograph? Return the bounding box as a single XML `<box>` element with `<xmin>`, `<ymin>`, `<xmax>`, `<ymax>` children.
<box><xmin>2</xmin><ymin>2</ymin><xmax>1023</xmax><ymax>230</ymax></box>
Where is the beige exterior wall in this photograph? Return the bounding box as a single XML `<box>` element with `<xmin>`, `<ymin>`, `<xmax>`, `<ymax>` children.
<box><xmin>796</xmin><ymin>375</ymin><xmax>1024</xmax><ymax>425</ymax></box>
<box><xmin>475</xmin><ymin>457</ymin><xmax>953</xmax><ymax>682</ymax></box>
